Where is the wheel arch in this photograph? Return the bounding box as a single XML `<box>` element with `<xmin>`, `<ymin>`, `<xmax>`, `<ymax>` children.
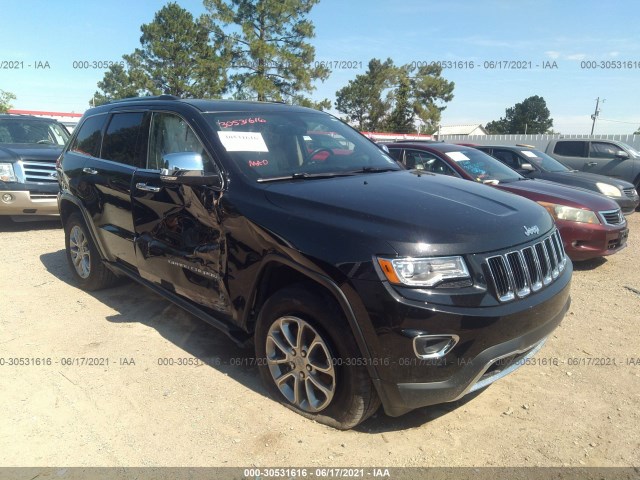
<box><xmin>58</xmin><ymin>193</ymin><xmax>109</xmax><ymax>261</ymax></box>
<box><xmin>246</xmin><ymin>255</ymin><xmax>380</xmax><ymax>383</ymax></box>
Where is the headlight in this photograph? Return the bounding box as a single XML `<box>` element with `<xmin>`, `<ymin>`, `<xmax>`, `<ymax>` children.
<box><xmin>0</xmin><ymin>163</ymin><xmax>17</xmax><ymax>182</ymax></box>
<box><xmin>596</xmin><ymin>182</ymin><xmax>622</xmax><ymax>198</ymax></box>
<box><xmin>538</xmin><ymin>202</ymin><xmax>600</xmax><ymax>224</ymax></box>
<box><xmin>377</xmin><ymin>256</ymin><xmax>470</xmax><ymax>287</ymax></box>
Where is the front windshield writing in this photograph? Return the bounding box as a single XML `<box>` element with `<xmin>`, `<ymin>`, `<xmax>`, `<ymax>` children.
<box><xmin>204</xmin><ymin>111</ymin><xmax>399</xmax><ymax>180</ymax></box>
<box><xmin>447</xmin><ymin>149</ymin><xmax>522</xmax><ymax>183</ymax></box>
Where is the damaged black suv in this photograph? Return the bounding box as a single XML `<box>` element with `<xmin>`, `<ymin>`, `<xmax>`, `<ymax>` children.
<box><xmin>57</xmin><ymin>96</ymin><xmax>571</xmax><ymax>429</ymax></box>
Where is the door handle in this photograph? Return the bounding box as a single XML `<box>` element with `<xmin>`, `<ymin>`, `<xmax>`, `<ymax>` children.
<box><xmin>136</xmin><ymin>182</ymin><xmax>161</xmax><ymax>193</ymax></box>
<box><xmin>586</xmin><ymin>162</ymin><xmax>598</xmax><ymax>167</ymax></box>
<box><xmin>82</xmin><ymin>167</ymin><xmax>98</xmax><ymax>174</ymax></box>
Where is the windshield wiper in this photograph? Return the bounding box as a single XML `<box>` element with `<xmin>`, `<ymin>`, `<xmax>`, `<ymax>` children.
<box><xmin>257</xmin><ymin>172</ymin><xmax>357</xmax><ymax>183</ymax></box>
<box><xmin>351</xmin><ymin>166</ymin><xmax>399</xmax><ymax>174</ymax></box>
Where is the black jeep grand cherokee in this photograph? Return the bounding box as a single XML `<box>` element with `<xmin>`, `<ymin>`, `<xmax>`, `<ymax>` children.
<box><xmin>57</xmin><ymin>96</ymin><xmax>571</xmax><ymax>429</ymax></box>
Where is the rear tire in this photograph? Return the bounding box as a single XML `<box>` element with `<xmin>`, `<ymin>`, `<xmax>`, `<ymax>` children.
<box><xmin>255</xmin><ymin>284</ymin><xmax>380</xmax><ymax>430</ymax></box>
<box><xmin>64</xmin><ymin>212</ymin><xmax>118</xmax><ymax>291</ymax></box>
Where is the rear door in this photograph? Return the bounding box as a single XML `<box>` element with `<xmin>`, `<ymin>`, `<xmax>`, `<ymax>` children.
<box><xmin>131</xmin><ymin>111</ymin><xmax>229</xmax><ymax>314</ymax></box>
<box><xmin>71</xmin><ymin>111</ymin><xmax>148</xmax><ymax>266</ymax></box>
<box><xmin>550</xmin><ymin>141</ymin><xmax>588</xmax><ymax>171</ymax></box>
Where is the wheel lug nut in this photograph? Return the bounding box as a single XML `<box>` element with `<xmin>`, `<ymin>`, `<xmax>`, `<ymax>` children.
<box><xmin>301</xmin><ymin>350</ymin><xmax>306</xmax><ymax>357</ymax></box>
<box><xmin>291</xmin><ymin>350</ymin><xmax>296</xmax><ymax>356</ymax></box>
<box><xmin>306</xmin><ymin>365</ymin><xmax>312</xmax><ymax>371</ymax></box>
<box><xmin>299</xmin><ymin>372</ymin><xmax>305</xmax><ymax>379</ymax></box>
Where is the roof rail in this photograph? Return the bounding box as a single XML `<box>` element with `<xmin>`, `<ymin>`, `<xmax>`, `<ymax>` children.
<box><xmin>108</xmin><ymin>95</ymin><xmax>180</xmax><ymax>104</ymax></box>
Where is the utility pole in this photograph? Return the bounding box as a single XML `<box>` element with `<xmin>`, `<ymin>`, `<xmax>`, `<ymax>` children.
<box><xmin>590</xmin><ymin>97</ymin><xmax>604</xmax><ymax>135</ymax></box>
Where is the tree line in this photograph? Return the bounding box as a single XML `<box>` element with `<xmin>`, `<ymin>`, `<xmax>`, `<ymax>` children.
<box><xmin>4</xmin><ymin>1</ymin><xmax>638</xmax><ymax>135</ymax></box>
<box><xmin>89</xmin><ymin>1</ymin><xmax>454</xmax><ymax>133</ymax></box>
<box><xmin>87</xmin><ymin>0</ymin><xmax>556</xmax><ymax>135</ymax></box>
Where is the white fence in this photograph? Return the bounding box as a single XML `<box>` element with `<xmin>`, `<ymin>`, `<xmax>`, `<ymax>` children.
<box><xmin>438</xmin><ymin>134</ymin><xmax>640</xmax><ymax>151</ymax></box>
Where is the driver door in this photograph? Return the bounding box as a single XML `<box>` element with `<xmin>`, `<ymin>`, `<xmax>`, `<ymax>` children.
<box><xmin>131</xmin><ymin>111</ymin><xmax>229</xmax><ymax>314</ymax></box>
<box><xmin>584</xmin><ymin>141</ymin><xmax>633</xmax><ymax>180</ymax></box>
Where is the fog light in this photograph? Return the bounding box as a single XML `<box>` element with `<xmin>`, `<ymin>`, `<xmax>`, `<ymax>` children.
<box><xmin>2</xmin><ymin>193</ymin><xmax>14</xmax><ymax>203</ymax></box>
<box><xmin>412</xmin><ymin>334</ymin><xmax>460</xmax><ymax>359</ymax></box>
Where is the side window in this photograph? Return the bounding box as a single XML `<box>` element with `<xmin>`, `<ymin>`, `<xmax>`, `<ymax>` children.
<box><xmin>69</xmin><ymin>114</ymin><xmax>107</xmax><ymax>157</ymax></box>
<box><xmin>148</xmin><ymin>113</ymin><xmax>213</xmax><ymax>171</ymax></box>
<box><xmin>589</xmin><ymin>142</ymin><xmax>621</xmax><ymax>159</ymax></box>
<box><xmin>101</xmin><ymin>112</ymin><xmax>146</xmax><ymax>167</ymax></box>
<box><xmin>387</xmin><ymin>148</ymin><xmax>403</xmax><ymax>162</ymax></box>
<box><xmin>403</xmin><ymin>150</ymin><xmax>455</xmax><ymax>175</ymax></box>
<box><xmin>492</xmin><ymin>149</ymin><xmax>520</xmax><ymax>168</ymax></box>
<box><xmin>404</xmin><ymin>150</ymin><xmax>429</xmax><ymax>169</ymax></box>
<box><xmin>554</xmin><ymin>141</ymin><xmax>587</xmax><ymax>157</ymax></box>
<box><xmin>426</xmin><ymin>156</ymin><xmax>456</xmax><ymax>176</ymax></box>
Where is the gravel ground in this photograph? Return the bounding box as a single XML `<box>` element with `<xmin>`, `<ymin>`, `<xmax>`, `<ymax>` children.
<box><xmin>0</xmin><ymin>214</ymin><xmax>638</xmax><ymax>471</ymax></box>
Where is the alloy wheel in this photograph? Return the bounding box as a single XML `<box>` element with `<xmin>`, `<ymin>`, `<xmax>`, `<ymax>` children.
<box><xmin>265</xmin><ymin>316</ymin><xmax>336</xmax><ymax>412</ymax></box>
<box><xmin>69</xmin><ymin>225</ymin><xmax>91</xmax><ymax>279</ymax></box>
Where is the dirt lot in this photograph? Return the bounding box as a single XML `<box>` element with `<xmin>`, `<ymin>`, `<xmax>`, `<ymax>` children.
<box><xmin>0</xmin><ymin>214</ymin><xmax>639</xmax><ymax>470</ymax></box>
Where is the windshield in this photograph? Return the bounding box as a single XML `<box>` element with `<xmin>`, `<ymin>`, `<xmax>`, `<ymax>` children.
<box><xmin>0</xmin><ymin>119</ymin><xmax>70</xmax><ymax>146</ymax></box>
<box><xmin>203</xmin><ymin>111</ymin><xmax>400</xmax><ymax>180</ymax></box>
<box><xmin>619</xmin><ymin>142</ymin><xmax>640</xmax><ymax>158</ymax></box>
<box><xmin>521</xmin><ymin>149</ymin><xmax>570</xmax><ymax>173</ymax></box>
<box><xmin>445</xmin><ymin>148</ymin><xmax>523</xmax><ymax>183</ymax></box>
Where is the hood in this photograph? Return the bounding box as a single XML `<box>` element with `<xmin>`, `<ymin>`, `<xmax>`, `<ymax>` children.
<box><xmin>261</xmin><ymin>170</ymin><xmax>554</xmax><ymax>257</ymax></box>
<box><xmin>552</xmin><ymin>170</ymin><xmax>636</xmax><ymax>190</ymax></box>
<box><xmin>497</xmin><ymin>178</ymin><xmax>620</xmax><ymax>212</ymax></box>
<box><xmin>0</xmin><ymin>144</ymin><xmax>63</xmax><ymax>162</ymax></box>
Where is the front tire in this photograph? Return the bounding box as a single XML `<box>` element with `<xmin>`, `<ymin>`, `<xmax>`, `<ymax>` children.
<box><xmin>64</xmin><ymin>212</ymin><xmax>117</xmax><ymax>291</ymax></box>
<box><xmin>255</xmin><ymin>284</ymin><xmax>380</xmax><ymax>429</ymax></box>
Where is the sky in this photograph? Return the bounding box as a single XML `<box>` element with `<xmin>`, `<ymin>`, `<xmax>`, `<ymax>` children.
<box><xmin>1</xmin><ymin>0</ymin><xmax>639</xmax><ymax>134</ymax></box>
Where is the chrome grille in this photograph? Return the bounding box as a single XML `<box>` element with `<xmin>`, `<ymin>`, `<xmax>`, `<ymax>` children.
<box><xmin>29</xmin><ymin>193</ymin><xmax>57</xmax><ymax>201</ymax></box>
<box><xmin>622</xmin><ymin>187</ymin><xmax>638</xmax><ymax>198</ymax></box>
<box><xmin>21</xmin><ymin>160</ymin><xmax>57</xmax><ymax>183</ymax></box>
<box><xmin>486</xmin><ymin>229</ymin><xmax>567</xmax><ymax>303</ymax></box>
<box><xmin>599</xmin><ymin>209</ymin><xmax>624</xmax><ymax>226</ymax></box>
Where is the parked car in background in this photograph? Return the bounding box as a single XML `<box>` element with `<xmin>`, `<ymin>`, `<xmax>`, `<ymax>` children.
<box><xmin>57</xmin><ymin>96</ymin><xmax>572</xmax><ymax>429</ymax></box>
<box><xmin>545</xmin><ymin>139</ymin><xmax>640</xmax><ymax>196</ymax></box>
<box><xmin>0</xmin><ymin>114</ymin><xmax>70</xmax><ymax>221</ymax></box>
<box><xmin>474</xmin><ymin>145</ymin><xmax>639</xmax><ymax>214</ymax></box>
<box><xmin>386</xmin><ymin>142</ymin><xmax>629</xmax><ymax>261</ymax></box>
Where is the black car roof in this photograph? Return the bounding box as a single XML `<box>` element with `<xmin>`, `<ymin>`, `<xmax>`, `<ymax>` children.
<box><xmin>389</xmin><ymin>142</ymin><xmax>473</xmax><ymax>153</ymax></box>
<box><xmin>84</xmin><ymin>96</ymin><xmax>319</xmax><ymax>116</ymax></box>
<box><xmin>477</xmin><ymin>145</ymin><xmax>540</xmax><ymax>152</ymax></box>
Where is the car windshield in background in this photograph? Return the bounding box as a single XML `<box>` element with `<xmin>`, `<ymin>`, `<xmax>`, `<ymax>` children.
<box><xmin>522</xmin><ymin>149</ymin><xmax>570</xmax><ymax>173</ymax></box>
<box><xmin>204</xmin><ymin>112</ymin><xmax>400</xmax><ymax>180</ymax></box>
<box><xmin>0</xmin><ymin>119</ymin><xmax>69</xmax><ymax>146</ymax></box>
<box><xmin>446</xmin><ymin>148</ymin><xmax>523</xmax><ymax>183</ymax></box>
<box><xmin>620</xmin><ymin>142</ymin><xmax>640</xmax><ymax>158</ymax></box>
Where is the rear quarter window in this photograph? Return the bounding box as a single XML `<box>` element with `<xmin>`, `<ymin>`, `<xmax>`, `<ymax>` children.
<box><xmin>69</xmin><ymin>114</ymin><xmax>107</xmax><ymax>158</ymax></box>
<box><xmin>101</xmin><ymin>112</ymin><xmax>146</xmax><ymax>167</ymax></box>
<box><xmin>553</xmin><ymin>141</ymin><xmax>587</xmax><ymax>157</ymax></box>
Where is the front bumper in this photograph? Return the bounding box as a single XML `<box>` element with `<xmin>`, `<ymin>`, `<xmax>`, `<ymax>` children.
<box><xmin>558</xmin><ymin>220</ymin><xmax>628</xmax><ymax>261</ymax></box>
<box><xmin>351</xmin><ymin>261</ymin><xmax>572</xmax><ymax>417</ymax></box>
<box><xmin>614</xmin><ymin>194</ymin><xmax>639</xmax><ymax>215</ymax></box>
<box><xmin>0</xmin><ymin>187</ymin><xmax>59</xmax><ymax>216</ymax></box>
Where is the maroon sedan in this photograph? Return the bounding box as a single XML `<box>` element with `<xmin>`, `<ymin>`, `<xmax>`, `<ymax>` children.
<box><xmin>386</xmin><ymin>142</ymin><xmax>629</xmax><ymax>261</ymax></box>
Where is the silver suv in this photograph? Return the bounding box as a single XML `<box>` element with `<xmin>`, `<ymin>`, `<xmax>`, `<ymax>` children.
<box><xmin>0</xmin><ymin>114</ymin><xmax>69</xmax><ymax>220</ymax></box>
<box><xmin>545</xmin><ymin>139</ymin><xmax>640</xmax><ymax>197</ymax></box>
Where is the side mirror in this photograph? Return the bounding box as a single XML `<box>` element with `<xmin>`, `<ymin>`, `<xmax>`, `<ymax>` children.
<box><xmin>160</xmin><ymin>152</ymin><xmax>222</xmax><ymax>189</ymax></box>
<box><xmin>614</xmin><ymin>150</ymin><xmax>630</xmax><ymax>159</ymax></box>
<box><xmin>520</xmin><ymin>163</ymin><xmax>535</xmax><ymax>171</ymax></box>
<box><xmin>377</xmin><ymin>143</ymin><xmax>390</xmax><ymax>153</ymax></box>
